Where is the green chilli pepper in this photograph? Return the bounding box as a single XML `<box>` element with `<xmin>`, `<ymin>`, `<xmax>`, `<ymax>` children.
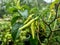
<box><xmin>19</xmin><ymin>16</ymin><xmax>38</xmax><ymax>30</ymax></box>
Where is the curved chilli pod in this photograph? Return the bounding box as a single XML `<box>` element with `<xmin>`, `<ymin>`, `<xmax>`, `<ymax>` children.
<box><xmin>19</xmin><ymin>16</ymin><xmax>38</xmax><ymax>30</ymax></box>
<box><xmin>31</xmin><ymin>21</ymin><xmax>35</xmax><ymax>39</ymax></box>
<box><xmin>24</xmin><ymin>14</ymin><xmax>34</xmax><ymax>24</ymax></box>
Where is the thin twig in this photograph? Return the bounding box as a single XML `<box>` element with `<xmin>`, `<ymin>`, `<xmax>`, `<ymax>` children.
<box><xmin>37</xmin><ymin>21</ymin><xmax>42</xmax><ymax>45</ymax></box>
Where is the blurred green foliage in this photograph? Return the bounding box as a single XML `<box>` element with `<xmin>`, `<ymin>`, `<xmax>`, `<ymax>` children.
<box><xmin>0</xmin><ymin>0</ymin><xmax>60</xmax><ymax>45</ymax></box>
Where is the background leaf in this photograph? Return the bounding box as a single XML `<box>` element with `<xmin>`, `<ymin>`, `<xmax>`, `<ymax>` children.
<box><xmin>19</xmin><ymin>10</ymin><xmax>28</xmax><ymax>18</ymax></box>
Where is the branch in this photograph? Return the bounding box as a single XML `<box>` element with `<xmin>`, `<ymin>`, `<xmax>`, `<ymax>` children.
<box><xmin>47</xmin><ymin>3</ymin><xmax>60</xmax><ymax>45</ymax></box>
<box><xmin>52</xmin><ymin>28</ymin><xmax>60</xmax><ymax>32</ymax></box>
<box><xmin>36</xmin><ymin>22</ymin><xmax>42</xmax><ymax>45</ymax></box>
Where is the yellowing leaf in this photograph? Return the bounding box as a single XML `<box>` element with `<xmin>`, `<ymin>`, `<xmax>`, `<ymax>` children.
<box><xmin>50</xmin><ymin>0</ymin><xmax>59</xmax><ymax>9</ymax></box>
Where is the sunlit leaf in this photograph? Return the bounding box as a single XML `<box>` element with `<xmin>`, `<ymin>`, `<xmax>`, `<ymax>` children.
<box><xmin>7</xmin><ymin>7</ymin><xmax>17</xmax><ymax>13</ymax></box>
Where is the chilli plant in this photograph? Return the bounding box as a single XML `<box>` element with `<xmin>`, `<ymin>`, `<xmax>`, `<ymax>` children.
<box><xmin>0</xmin><ymin>0</ymin><xmax>60</xmax><ymax>45</ymax></box>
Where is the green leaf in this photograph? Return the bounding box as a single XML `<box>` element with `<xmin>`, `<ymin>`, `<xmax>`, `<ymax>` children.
<box><xmin>30</xmin><ymin>36</ymin><xmax>38</xmax><ymax>45</ymax></box>
<box><xmin>11</xmin><ymin>16</ymin><xmax>20</xmax><ymax>25</ymax></box>
<box><xmin>7</xmin><ymin>7</ymin><xmax>17</xmax><ymax>13</ymax></box>
<box><xmin>19</xmin><ymin>10</ymin><xmax>28</xmax><ymax>18</ymax></box>
<box><xmin>11</xmin><ymin>22</ymin><xmax>23</xmax><ymax>41</ymax></box>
